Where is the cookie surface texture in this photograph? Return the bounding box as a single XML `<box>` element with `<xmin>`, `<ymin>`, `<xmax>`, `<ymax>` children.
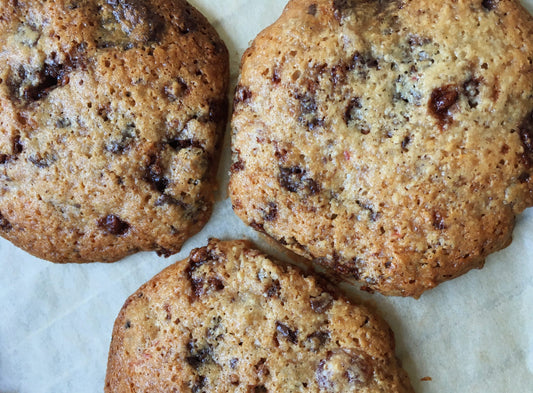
<box><xmin>229</xmin><ymin>0</ymin><xmax>533</xmax><ymax>296</ymax></box>
<box><xmin>105</xmin><ymin>239</ymin><xmax>414</xmax><ymax>392</ymax></box>
<box><xmin>0</xmin><ymin>0</ymin><xmax>229</xmax><ymax>262</ymax></box>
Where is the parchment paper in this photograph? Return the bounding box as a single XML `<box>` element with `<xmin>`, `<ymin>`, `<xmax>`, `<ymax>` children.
<box><xmin>1</xmin><ymin>1</ymin><xmax>532</xmax><ymax>392</ymax></box>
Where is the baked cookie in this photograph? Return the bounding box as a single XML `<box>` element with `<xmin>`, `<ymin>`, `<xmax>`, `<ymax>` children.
<box><xmin>105</xmin><ymin>239</ymin><xmax>414</xmax><ymax>392</ymax></box>
<box><xmin>229</xmin><ymin>0</ymin><xmax>533</xmax><ymax>297</ymax></box>
<box><xmin>0</xmin><ymin>0</ymin><xmax>229</xmax><ymax>262</ymax></box>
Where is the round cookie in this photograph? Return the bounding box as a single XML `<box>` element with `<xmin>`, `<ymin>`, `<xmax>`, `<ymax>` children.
<box><xmin>229</xmin><ymin>0</ymin><xmax>533</xmax><ymax>297</ymax></box>
<box><xmin>0</xmin><ymin>0</ymin><xmax>229</xmax><ymax>263</ymax></box>
<box><xmin>105</xmin><ymin>239</ymin><xmax>414</xmax><ymax>392</ymax></box>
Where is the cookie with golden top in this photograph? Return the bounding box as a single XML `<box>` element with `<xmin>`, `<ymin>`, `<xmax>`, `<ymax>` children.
<box><xmin>229</xmin><ymin>0</ymin><xmax>533</xmax><ymax>296</ymax></box>
<box><xmin>105</xmin><ymin>239</ymin><xmax>414</xmax><ymax>392</ymax></box>
<box><xmin>0</xmin><ymin>0</ymin><xmax>229</xmax><ymax>262</ymax></box>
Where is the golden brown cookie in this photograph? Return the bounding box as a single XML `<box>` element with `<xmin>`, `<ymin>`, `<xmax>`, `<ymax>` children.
<box><xmin>105</xmin><ymin>239</ymin><xmax>414</xmax><ymax>392</ymax></box>
<box><xmin>0</xmin><ymin>0</ymin><xmax>229</xmax><ymax>262</ymax></box>
<box><xmin>229</xmin><ymin>0</ymin><xmax>533</xmax><ymax>296</ymax></box>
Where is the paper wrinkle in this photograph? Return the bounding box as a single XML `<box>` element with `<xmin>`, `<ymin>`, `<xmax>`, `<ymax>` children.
<box><xmin>0</xmin><ymin>1</ymin><xmax>532</xmax><ymax>392</ymax></box>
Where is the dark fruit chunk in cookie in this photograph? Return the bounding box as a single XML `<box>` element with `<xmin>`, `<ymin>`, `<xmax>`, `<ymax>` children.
<box><xmin>0</xmin><ymin>212</ymin><xmax>13</xmax><ymax>231</ymax></box>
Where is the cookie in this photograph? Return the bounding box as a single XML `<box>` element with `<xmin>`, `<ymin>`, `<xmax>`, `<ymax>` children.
<box><xmin>0</xmin><ymin>0</ymin><xmax>229</xmax><ymax>263</ymax></box>
<box><xmin>105</xmin><ymin>239</ymin><xmax>413</xmax><ymax>392</ymax></box>
<box><xmin>229</xmin><ymin>0</ymin><xmax>533</xmax><ymax>297</ymax></box>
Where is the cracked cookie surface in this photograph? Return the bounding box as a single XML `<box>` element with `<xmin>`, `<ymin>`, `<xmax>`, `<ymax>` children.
<box><xmin>105</xmin><ymin>239</ymin><xmax>413</xmax><ymax>393</ymax></box>
<box><xmin>0</xmin><ymin>0</ymin><xmax>229</xmax><ymax>262</ymax></box>
<box><xmin>229</xmin><ymin>0</ymin><xmax>533</xmax><ymax>296</ymax></box>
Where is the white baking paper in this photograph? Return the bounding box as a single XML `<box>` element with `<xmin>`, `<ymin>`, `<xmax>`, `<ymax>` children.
<box><xmin>0</xmin><ymin>1</ymin><xmax>532</xmax><ymax>392</ymax></box>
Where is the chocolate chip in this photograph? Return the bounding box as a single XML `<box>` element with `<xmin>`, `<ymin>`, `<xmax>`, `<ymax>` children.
<box><xmin>350</xmin><ymin>51</ymin><xmax>380</xmax><ymax>71</ymax></box>
<box><xmin>307</xmin><ymin>3</ymin><xmax>318</xmax><ymax>15</ymax></box>
<box><xmin>156</xmin><ymin>247</ymin><xmax>173</xmax><ymax>258</ymax></box>
<box><xmin>186</xmin><ymin>247</ymin><xmax>224</xmax><ymax>299</ymax></box>
<box><xmin>501</xmin><ymin>144</ymin><xmax>510</xmax><ymax>154</ymax></box>
<box><xmin>265</xmin><ymin>279</ymin><xmax>281</xmax><ymax>298</ymax></box>
<box><xmin>298</xmin><ymin>93</ymin><xmax>317</xmax><ymax>114</ymax></box>
<box><xmin>262</xmin><ymin>202</ymin><xmax>278</xmax><ymax>221</ymax></box>
<box><xmin>278</xmin><ymin>166</ymin><xmax>320</xmax><ymax>195</ymax></box>
<box><xmin>186</xmin><ymin>342</ymin><xmax>213</xmax><ymax>369</ymax></box>
<box><xmin>192</xmin><ymin>376</ymin><xmax>206</xmax><ymax>393</ymax></box>
<box><xmin>482</xmin><ymin>0</ymin><xmax>498</xmax><ymax>11</ymax></box>
<box><xmin>23</xmin><ymin>62</ymin><xmax>67</xmax><ymax>101</ymax></box>
<box><xmin>207</xmin><ymin>277</ymin><xmax>224</xmax><ymax>293</ymax></box>
<box><xmin>433</xmin><ymin>211</ymin><xmax>446</xmax><ymax>230</ymax></box>
<box><xmin>519</xmin><ymin>110</ymin><xmax>533</xmax><ymax>167</ymax></box>
<box><xmin>230</xmin><ymin>159</ymin><xmax>245</xmax><ymax>173</ymax></box>
<box><xmin>1</xmin><ymin>135</ymin><xmax>24</xmax><ymax>164</ymax></box>
<box><xmin>331</xmin><ymin>63</ymin><xmax>347</xmax><ymax>86</ymax></box>
<box><xmin>189</xmin><ymin>273</ymin><xmax>225</xmax><ymax>297</ymax></box>
<box><xmin>250</xmin><ymin>220</ymin><xmax>266</xmax><ymax>234</ymax></box>
<box><xmin>295</xmin><ymin>92</ymin><xmax>323</xmax><ymax>130</ymax></box>
<box><xmin>305</xmin><ymin>331</ymin><xmax>330</xmax><ymax>352</ymax></box>
<box><xmin>407</xmin><ymin>34</ymin><xmax>432</xmax><ymax>47</ymax></box>
<box><xmin>28</xmin><ymin>153</ymin><xmax>55</xmax><ymax>168</ymax></box>
<box><xmin>276</xmin><ymin>322</ymin><xmax>298</xmax><ymax>344</ymax></box>
<box><xmin>428</xmin><ymin>84</ymin><xmax>459</xmax><ymax>127</ymax></box>
<box><xmin>254</xmin><ymin>358</ymin><xmax>270</xmax><ymax>378</ymax></box>
<box><xmin>234</xmin><ymin>85</ymin><xmax>252</xmax><ymax>105</ymax></box>
<box><xmin>109</xmin><ymin>0</ymin><xmax>165</xmax><ymax>42</ymax></box>
<box><xmin>279</xmin><ymin>166</ymin><xmax>303</xmax><ymax>193</ymax></box>
<box><xmin>167</xmin><ymin>138</ymin><xmax>203</xmax><ymax>152</ymax></box>
<box><xmin>98</xmin><ymin>214</ymin><xmax>130</xmax><ymax>235</ymax></box>
<box><xmin>0</xmin><ymin>212</ymin><xmax>13</xmax><ymax>231</ymax></box>
<box><xmin>178</xmin><ymin>7</ymin><xmax>198</xmax><ymax>34</ymax></box>
<box><xmin>189</xmin><ymin>246</ymin><xmax>212</xmax><ymax>265</ymax></box>
<box><xmin>272</xmin><ymin>69</ymin><xmax>281</xmax><ymax>84</ymax></box>
<box><xmin>344</xmin><ymin>97</ymin><xmax>362</xmax><ymax>125</ymax></box>
<box><xmin>254</xmin><ymin>386</ymin><xmax>267</xmax><ymax>393</ymax></box>
<box><xmin>124</xmin><ymin>320</ymin><xmax>132</xmax><ymax>329</ymax></box>
<box><xmin>13</xmin><ymin>136</ymin><xmax>23</xmax><ymax>155</ymax></box>
<box><xmin>310</xmin><ymin>292</ymin><xmax>333</xmax><ymax>313</ymax></box>
<box><xmin>333</xmin><ymin>0</ymin><xmax>352</xmax><ymax>21</ymax></box>
<box><xmin>9</xmin><ymin>45</ymin><xmax>86</xmax><ymax>104</ymax></box>
<box><xmin>155</xmin><ymin>194</ymin><xmax>188</xmax><ymax>209</ymax></box>
<box><xmin>401</xmin><ymin>135</ymin><xmax>411</xmax><ymax>151</ymax></box>
<box><xmin>145</xmin><ymin>154</ymin><xmax>169</xmax><ymax>193</ymax></box>
<box><xmin>518</xmin><ymin>172</ymin><xmax>530</xmax><ymax>183</ymax></box>
<box><xmin>356</xmin><ymin>200</ymin><xmax>379</xmax><ymax>221</ymax></box>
